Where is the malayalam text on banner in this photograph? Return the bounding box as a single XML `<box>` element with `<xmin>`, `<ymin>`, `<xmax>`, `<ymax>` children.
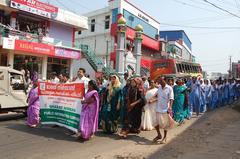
<box><xmin>38</xmin><ymin>82</ymin><xmax>84</xmax><ymax>132</ymax></box>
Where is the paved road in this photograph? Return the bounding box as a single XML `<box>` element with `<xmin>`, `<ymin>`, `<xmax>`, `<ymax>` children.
<box><xmin>0</xmin><ymin>103</ymin><xmax>239</xmax><ymax>159</ymax></box>
<box><xmin>0</xmin><ymin>115</ymin><xmax>198</xmax><ymax>159</ymax></box>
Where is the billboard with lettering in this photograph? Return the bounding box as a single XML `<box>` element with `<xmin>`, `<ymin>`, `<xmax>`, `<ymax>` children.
<box><xmin>10</xmin><ymin>0</ymin><xmax>58</xmax><ymax>19</ymax></box>
<box><xmin>14</xmin><ymin>40</ymin><xmax>55</xmax><ymax>56</ymax></box>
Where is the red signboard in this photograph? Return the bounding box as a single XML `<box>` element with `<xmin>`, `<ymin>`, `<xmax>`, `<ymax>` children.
<box><xmin>10</xmin><ymin>0</ymin><xmax>58</xmax><ymax>19</ymax></box>
<box><xmin>14</xmin><ymin>40</ymin><xmax>55</xmax><ymax>56</ymax></box>
<box><xmin>38</xmin><ymin>82</ymin><xmax>85</xmax><ymax>99</ymax></box>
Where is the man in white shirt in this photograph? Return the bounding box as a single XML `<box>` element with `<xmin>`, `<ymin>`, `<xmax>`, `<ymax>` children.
<box><xmin>50</xmin><ymin>72</ymin><xmax>60</xmax><ymax>84</ymax></box>
<box><xmin>102</xmin><ymin>75</ymin><xmax>109</xmax><ymax>88</ymax></box>
<box><xmin>73</xmin><ymin>68</ymin><xmax>90</xmax><ymax>93</ymax></box>
<box><xmin>149</xmin><ymin>76</ymin><xmax>174</xmax><ymax>143</ymax></box>
<box><xmin>142</xmin><ymin>76</ymin><xmax>149</xmax><ymax>92</ymax></box>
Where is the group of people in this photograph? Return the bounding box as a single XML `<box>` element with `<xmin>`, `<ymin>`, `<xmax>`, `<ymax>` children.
<box><xmin>26</xmin><ymin>67</ymin><xmax>240</xmax><ymax>143</ymax></box>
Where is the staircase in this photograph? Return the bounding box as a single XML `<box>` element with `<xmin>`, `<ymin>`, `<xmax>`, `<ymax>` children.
<box><xmin>140</xmin><ymin>63</ymin><xmax>150</xmax><ymax>76</ymax></box>
<box><xmin>75</xmin><ymin>43</ymin><xmax>116</xmax><ymax>76</ymax></box>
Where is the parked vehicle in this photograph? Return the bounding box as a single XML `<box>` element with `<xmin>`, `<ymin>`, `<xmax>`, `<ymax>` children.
<box><xmin>0</xmin><ymin>66</ymin><xmax>28</xmax><ymax>112</ymax></box>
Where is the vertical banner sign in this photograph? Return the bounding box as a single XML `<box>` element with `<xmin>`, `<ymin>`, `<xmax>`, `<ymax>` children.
<box><xmin>38</xmin><ymin>82</ymin><xmax>84</xmax><ymax>132</ymax></box>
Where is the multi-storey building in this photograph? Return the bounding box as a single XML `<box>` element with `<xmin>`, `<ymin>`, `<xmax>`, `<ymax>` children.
<box><xmin>232</xmin><ymin>61</ymin><xmax>240</xmax><ymax>79</ymax></box>
<box><xmin>0</xmin><ymin>0</ymin><xmax>88</xmax><ymax>80</ymax></box>
<box><xmin>75</xmin><ymin>0</ymin><xmax>161</xmax><ymax>77</ymax></box>
<box><xmin>74</xmin><ymin>0</ymin><xmax>200</xmax><ymax>78</ymax></box>
<box><xmin>160</xmin><ymin>30</ymin><xmax>195</xmax><ymax>62</ymax></box>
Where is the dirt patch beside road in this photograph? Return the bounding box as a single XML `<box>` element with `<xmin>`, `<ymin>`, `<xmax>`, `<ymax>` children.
<box><xmin>148</xmin><ymin>101</ymin><xmax>240</xmax><ymax>159</ymax></box>
<box><xmin>111</xmin><ymin>101</ymin><xmax>240</xmax><ymax>159</ymax></box>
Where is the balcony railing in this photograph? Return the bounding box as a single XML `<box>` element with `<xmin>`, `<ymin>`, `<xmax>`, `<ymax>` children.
<box><xmin>0</xmin><ymin>26</ymin><xmax>77</xmax><ymax>49</ymax></box>
<box><xmin>0</xmin><ymin>26</ymin><xmax>117</xmax><ymax>75</ymax></box>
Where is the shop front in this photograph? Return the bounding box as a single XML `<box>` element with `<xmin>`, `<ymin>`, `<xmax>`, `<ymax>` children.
<box><xmin>13</xmin><ymin>53</ymin><xmax>43</xmax><ymax>80</ymax></box>
<box><xmin>47</xmin><ymin>57</ymin><xmax>70</xmax><ymax>79</ymax></box>
<box><xmin>2</xmin><ymin>38</ymin><xmax>81</xmax><ymax>80</ymax></box>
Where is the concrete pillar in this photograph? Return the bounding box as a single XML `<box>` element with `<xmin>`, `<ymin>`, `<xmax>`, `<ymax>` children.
<box><xmin>42</xmin><ymin>55</ymin><xmax>48</xmax><ymax>80</ymax></box>
<box><xmin>134</xmin><ymin>25</ymin><xmax>143</xmax><ymax>76</ymax></box>
<box><xmin>70</xmin><ymin>59</ymin><xmax>74</xmax><ymax>80</ymax></box>
<box><xmin>116</xmin><ymin>16</ymin><xmax>127</xmax><ymax>78</ymax></box>
<box><xmin>8</xmin><ymin>51</ymin><xmax>14</xmax><ymax>68</ymax></box>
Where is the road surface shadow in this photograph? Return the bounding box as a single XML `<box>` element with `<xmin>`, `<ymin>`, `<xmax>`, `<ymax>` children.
<box><xmin>6</xmin><ymin>123</ymin><xmax>79</xmax><ymax>142</ymax></box>
<box><xmin>95</xmin><ymin>131</ymin><xmax>153</xmax><ymax>145</ymax></box>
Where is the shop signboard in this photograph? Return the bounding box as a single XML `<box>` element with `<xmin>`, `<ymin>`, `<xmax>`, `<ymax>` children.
<box><xmin>55</xmin><ymin>47</ymin><xmax>81</xmax><ymax>59</ymax></box>
<box><xmin>14</xmin><ymin>40</ymin><xmax>55</xmax><ymax>56</ymax></box>
<box><xmin>10</xmin><ymin>0</ymin><xmax>58</xmax><ymax>19</ymax></box>
<box><xmin>38</xmin><ymin>82</ymin><xmax>84</xmax><ymax>132</ymax></box>
<box><xmin>53</xmin><ymin>8</ymin><xmax>88</xmax><ymax>29</ymax></box>
<box><xmin>2</xmin><ymin>37</ymin><xmax>15</xmax><ymax>50</ymax></box>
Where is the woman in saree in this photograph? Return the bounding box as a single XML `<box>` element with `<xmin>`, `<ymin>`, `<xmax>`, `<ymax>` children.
<box><xmin>119</xmin><ymin>77</ymin><xmax>146</xmax><ymax>138</ymax></box>
<box><xmin>79</xmin><ymin>80</ymin><xmax>99</xmax><ymax>140</ymax></box>
<box><xmin>101</xmin><ymin>74</ymin><xmax>122</xmax><ymax>134</ymax></box>
<box><xmin>26</xmin><ymin>80</ymin><xmax>40</xmax><ymax>128</ymax></box>
<box><xmin>204</xmin><ymin>79</ymin><xmax>212</xmax><ymax>110</ymax></box>
<box><xmin>211</xmin><ymin>81</ymin><xmax>218</xmax><ymax>110</ymax></box>
<box><xmin>200</xmin><ymin>80</ymin><xmax>206</xmax><ymax>113</ymax></box>
<box><xmin>120</xmin><ymin>79</ymin><xmax>131</xmax><ymax>131</ymax></box>
<box><xmin>172</xmin><ymin>79</ymin><xmax>187</xmax><ymax>124</ymax></box>
<box><xmin>141</xmin><ymin>80</ymin><xmax>158</xmax><ymax>131</ymax></box>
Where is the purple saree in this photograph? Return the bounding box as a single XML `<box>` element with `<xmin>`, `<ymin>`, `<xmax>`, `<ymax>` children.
<box><xmin>80</xmin><ymin>90</ymin><xmax>99</xmax><ymax>139</ymax></box>
<box><xmin>26</xmin><ymin>87</ymin><xmax>40</xmax><ymax>127</ymax></box>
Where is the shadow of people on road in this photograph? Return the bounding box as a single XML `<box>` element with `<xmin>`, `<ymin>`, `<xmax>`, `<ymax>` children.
<box><xmin>95</xmin><ymin>131</ymin><xmax>153</xmax><ymax>145</ymax></box>
<box><xmin>6</xmin><ymin>122</ymin><xmax>79</xmax><ymax>142</ymax></box>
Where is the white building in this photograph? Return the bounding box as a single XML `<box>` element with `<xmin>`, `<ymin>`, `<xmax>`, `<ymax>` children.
<box><xmin>74</xmin><ymin>0</ymin><xmax>161</xmax><ymax>78</ymax></box>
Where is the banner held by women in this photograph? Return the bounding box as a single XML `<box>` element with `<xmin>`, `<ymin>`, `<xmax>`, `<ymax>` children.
<box><xmin>38</xmin><ymin>82</ymin><xmax>84</xmax><ymax>132</ymax></box>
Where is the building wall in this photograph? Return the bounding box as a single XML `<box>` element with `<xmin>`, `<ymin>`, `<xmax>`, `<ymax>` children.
<box><xmin>232</xmin><ymin>62</ymin><xmax>240</xmax><ymax>78</ymax></box>
<box><xmin>123</xmin><ymin>9</ymin><xmax>158</xmax><ymax>39</ymax></box>
<box><xmin>115</xmin><ymin>0</ymin><xmax>160</xmax><ymax>31</ymax></box>
<box><xmin>78</xmin><ymin>9</ymin><xmax>112</xmax><ymax>38</ymax></box>
<box><xmin>71</xmin><ymin>58</ymin><xmax>96</xmax><ymax>79</ymax></box>
<box><xmin>75</xmin><ymin>9</ymin><xmax>113</xmax><ymax>58</ymax></box>
<box><xmin>49</xmin><ymin>21</ymin><xmax>73</xmax><ymax>47</ymax></box>
<box><xmin>181</xmin><ymin>47</ymin><xmax>191</xmax><ymax>61</ymax></box>
<box><xmin>76</xmin><ymin>33</ymin><xmax>114</xmax><ymax>58</ymax></box>
<box><xmin>160</xmin><ymin>30</ymin><xmax>192</xmax><ymax>51</ymax></box>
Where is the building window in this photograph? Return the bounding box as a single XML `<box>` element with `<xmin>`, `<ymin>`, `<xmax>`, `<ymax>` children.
<box><xmin>123</xmin><ymin>9</ymin><xmax>158</xmax><ymax>39</ymax></box>
<box><xmin>105</xmin><ymin>15</ymin><xmax>110</xmax><ymax>30</ymax></box>
<box><xmin>91</xmin><ymin>19</ymin><xmax>95</xmax><ymax>32</ymax></box>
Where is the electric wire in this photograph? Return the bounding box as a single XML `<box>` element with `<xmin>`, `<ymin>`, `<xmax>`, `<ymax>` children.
<box><xmin>202</xmin><ymin>0</ymin><xmax>240</xmax><ymax>19</ymax></box>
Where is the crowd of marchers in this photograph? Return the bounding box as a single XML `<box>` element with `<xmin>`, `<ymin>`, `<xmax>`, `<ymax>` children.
<box><xmin>25</xmin><ymin>68</ymin><xmax>240</xmax><ymax>143</ymax></box>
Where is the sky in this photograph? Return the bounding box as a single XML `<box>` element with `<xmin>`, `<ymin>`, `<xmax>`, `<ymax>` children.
<box><xmin>42</xmin><ymin>0</ymin><xmax>240</xmax><ymax>74</ymax></box>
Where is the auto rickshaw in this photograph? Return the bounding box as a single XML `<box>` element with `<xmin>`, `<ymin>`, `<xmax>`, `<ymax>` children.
<box><xmin>0</xmin><ymin>66</ymin><xmax>28</xmax><ymax>112</ymax></box>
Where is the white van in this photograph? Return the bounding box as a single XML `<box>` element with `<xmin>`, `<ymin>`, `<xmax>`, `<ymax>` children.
<box><xmin>0</xmin><ymin>66</ymin><xmax>28</xmax><ymax>112</ymax></box>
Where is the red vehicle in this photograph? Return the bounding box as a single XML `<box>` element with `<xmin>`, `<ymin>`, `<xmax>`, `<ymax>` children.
<box><xmin>150</xmin><ymin>58</ymin><xmax>202</xmax><ymax>80</ymax></box>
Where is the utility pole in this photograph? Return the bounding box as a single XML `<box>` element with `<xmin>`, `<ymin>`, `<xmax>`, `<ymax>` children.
<box><xmin>229</xmin><ymin>55</ymin><xmax>232</xmax><ymax>78</ymax></box>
